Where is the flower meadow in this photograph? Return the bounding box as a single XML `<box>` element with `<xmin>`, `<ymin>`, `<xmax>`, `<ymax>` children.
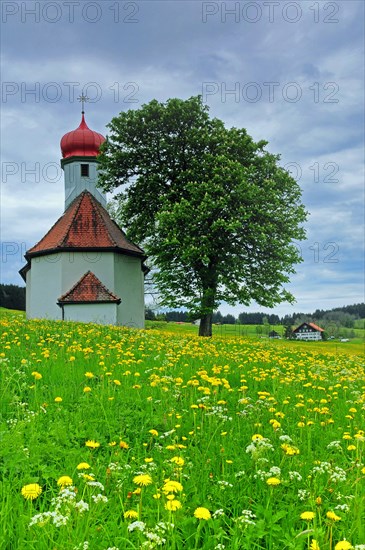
<box><xmin>0</xmin><ymin>311</ymin><xmax>364</xmax><ymax>550</ymax></box>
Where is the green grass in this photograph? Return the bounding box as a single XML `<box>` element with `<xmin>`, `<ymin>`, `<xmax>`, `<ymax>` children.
<box><xmin>0</xmin><ymin>310</ymin><xmax>364</xmax><ymax>549</ymax></box>
<box><xmin>145</xmin><ymin>320</ymin><xmax>365</xmax><ymax>356</ymax></box>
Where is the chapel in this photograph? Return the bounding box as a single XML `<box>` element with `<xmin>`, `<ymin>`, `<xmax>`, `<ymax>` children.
<box><xmin>20</xmin><ymin>103</ymin><xmax>147</xmax><ymax>327</ymax></box>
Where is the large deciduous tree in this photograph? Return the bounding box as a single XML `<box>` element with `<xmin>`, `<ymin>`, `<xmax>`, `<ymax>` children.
<box><xmin>98</xmin><ymin>96</ymin><xmax>307</xmax><ymax>336</ymax></box>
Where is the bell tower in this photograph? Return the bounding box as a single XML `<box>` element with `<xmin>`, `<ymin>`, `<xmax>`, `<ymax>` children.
<box><xmin>60</xmin><ymin>95</ymin><xmax>106</xmax><ymax>209</ymax></box>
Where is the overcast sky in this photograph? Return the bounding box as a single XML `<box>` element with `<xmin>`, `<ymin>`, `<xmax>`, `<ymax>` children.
<box><xmin>1</xmin><ymin>0</ymin><xmax>364</xmax><ymax>317</ymax></box>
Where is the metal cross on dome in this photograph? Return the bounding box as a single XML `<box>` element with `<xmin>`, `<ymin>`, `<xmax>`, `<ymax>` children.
<box><xmin>77</xmin><ymin>94</ymin><xmax>90</xmax><ymax>113</ymax></box>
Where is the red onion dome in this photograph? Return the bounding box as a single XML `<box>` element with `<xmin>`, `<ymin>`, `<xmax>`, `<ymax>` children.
<box><xmin>60</xmin><ymin>113</ymin><xmax>105</xmax><ymax>158</ymax></box>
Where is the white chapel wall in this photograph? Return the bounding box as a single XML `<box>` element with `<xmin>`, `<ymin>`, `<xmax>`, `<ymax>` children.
<box><xmin>114</xmin><ymin>254</ymin><xmax>145</xmax><ymax>328</ymax></box>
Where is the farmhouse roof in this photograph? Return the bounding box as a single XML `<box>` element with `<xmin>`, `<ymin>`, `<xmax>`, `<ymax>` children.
<box><xmin>58</xmin><ymin>271</ymin><xmax>121</xmax><ymax>304</ymax></box>
<box><xmin>293</xmin><ymin>322</ymin><xmax>324</xmax><ymax>333</ymax></box>
<box><xmin>26</xmin><ymin>191</ymin><xmax>145</xmax><ymax>258</ymax></box>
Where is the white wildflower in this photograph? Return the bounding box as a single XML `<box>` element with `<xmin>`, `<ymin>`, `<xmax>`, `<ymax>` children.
<box><xmin>92</xmin><ymin>494</ymin><xmax>108</xmax><ymax>504</ymax></box>
<box><xmin>75</xmin><ymin>500</ymin><xmax>89</xmax><ymax>513</ymax></box>
<box><xmin>86</xmin><ymin>481</ymin><xmax>105</xmax><ymax>491</ymax></box>
<box><xmin>128</xmin><ymin>521</ymin><xmax>146</xmax><ymax>532</ymax></box>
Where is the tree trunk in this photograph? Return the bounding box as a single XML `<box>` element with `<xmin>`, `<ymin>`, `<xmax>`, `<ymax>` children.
<box><xmin>199</xmin><ymin>313</ymin><xmax>213</xmax><ymax>337</ymax></box>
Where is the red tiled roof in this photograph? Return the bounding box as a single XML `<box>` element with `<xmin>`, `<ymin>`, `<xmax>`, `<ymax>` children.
<box><xmin>308</xmin><ymin>322</ymin><xmax>324</xmax><ymax>332</ymax></box>
<box><xmin>58</xmin><ymin>271</ymin><xmax>121</xmax><ymax>304</ymax></box>
<box><xmin>293</xmin><ymin>322</ymin><xmax>324</xmax><ymax>333</ymax></box>
<box><xmin>27</xmin><ymin>191</ymin><xmax>145</xmax><ymax>257</ymax></box>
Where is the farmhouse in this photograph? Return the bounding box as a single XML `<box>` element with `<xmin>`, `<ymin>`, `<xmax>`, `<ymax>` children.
<box><xmin>20</xmin><ymin>105</ymin><xmax>147</xmax><ymax>327</ymax></box>
<box><xmin>293</xmin><ymin>322</ymin><xmax>324</xmax><ymax>341</ymax></box>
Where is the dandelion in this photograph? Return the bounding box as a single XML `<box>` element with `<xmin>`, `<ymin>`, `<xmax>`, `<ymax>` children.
<box><xmin>83</xmin><ymin>387</ymin><xmax>92</xmax><ymax>393</ymax></box>
<box><xmin>171</xmin><ymin>456</ymin><xmax>184</xmax><ymax>467</ymax></box>
<box><xmin>149</xmin><ymin>429</ymin><xmax>158</xmax><ymax>436</ymax></box>
<box><xmin>84</xmin><ymin>372</ymin><xmax>94</xmax><ymax>378</ymax></box>
<box><xmin>133</xmin><ymin>474</ymin><xmax>153</xmax><ymax>486</ymax></box>
<box><xmin>326</xmin><ymin>511</ymin><xmax>341</xmax><ymax>521</ymax></box>
<box><xmin>194</xmin><ymin>507</ymin><xmax>211</xmax><ymax>520</ymax></box>
<box><xmin>82</xmin><ymin>474</ymin><xmax>95</xmax><ymax>481</ymax></box>
<box><xmin>54</xmin><ymin>397</ymin><xmax>62</xmax><ymax>403</ymax></box>
<box><xmin>77</xmin><ymin>462</ymin><xmax>91</xmax><ymax>470</ymax></box>
<box><xmin>163</xmin><ymin>480</ymin><xmax>183</xmax><ymax>494</ymax></box>
<box><xmin>119</xmin><ymin>440</ymin><xmax>129</xmax><ymax>449</ymax></box>
<box><xmin>31</xmin><ymin>371</ymin><xmax>42</xmax><ymax>380</ymax></box>
<box><xmin>335</xmin><ymin>542</ymin><xmax>353</xmax><ymax>550</ymax></box>
<box><xmin>266</xmin><ymin>477</ymin><xmax>281</xmax><ymax>486</ymax></box>
<box><xmin>21</xmin><ymin>483</ymin><xmax>42</xmax><ymax>500</ymax></box>
<box><xmin>124</xmin><ymin>510</ymin><xmax>139</xmax><ymax>519</ymax></box>
<box><xmin>113</xmin><ymin>379</ymin><xmax>121</xmax><ymax>385</ymax></box>
<box><xmin>57</xmin><ymin>476</ymin><xmax>73</xmax><ymax>488</ymax></box>
<box><xmin>85</xmin><ymin>440</ymin><xmax>100</xmax><ymax>449</ymax></box>
<box><xmin>300</xmin><ymin>511</ymin><xmax>315</xmax><ymax>521</ymax></box>
<box><xmin>310</xmin><ymin>541</ymin><xmax>320</xmax><ymax>550</ymax></box>
<box><xmin>165</xmin><ymin>500</ymin><xmax>182</xmax><ymax>511</ymax></box>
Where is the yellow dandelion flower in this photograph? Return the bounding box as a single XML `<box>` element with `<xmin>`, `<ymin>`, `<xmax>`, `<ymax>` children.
<box><xmin>113</xmin><ymin>379</ymin><xmax>121</xmax><ymax>385</ymax></box>
<box><xmin>77</xmin><ymin>462</ymin><xmax>91</xmax><ymax>470</ymax></box>
<box><xmin>54</xmin><ymin>397</ymin><xmax>62</xmax><ymax>403</ymax></box>
<box><xmin>144</xmin><ymin>458</ymin><xmax>153</xmax><ymax>463</ymax></box>
<box><xmin>119</xmin><ymin>440</ymin><xmax>129</xmax><ymax>449</ymax></box>
<box><xmin>171</xmin><ymin>456</ymin><xmax>184</xmax><ymax>467</ymax></box>
<box><xmin>149</xmin><ymin>429</ymin><xmax>158</xmax><ymax>436</ymax></box>
<box><xmin>21</xmin><ymin>483</ymin><xmax>42</xmax><ymax>500</ymax></box>
<box><xmin>165</xmin><ymin>499</ymin><xmax>182</xmax><ymax>511</ymax></box>
<box><xmin>133</xmin><ymin>487</ymin><xmax>142</xmax><ymax>495</ymax></box>
<box><xmin>82</xmin><ymin>474</ymin><xmax>95</xmax><ymax>481</ymax></box>
<box><xmin>194</xmin><ymin>507</ymin><xmax>211</xmax><ymax>520</ymax></box>
<box><xmin>310</xmin><ymin>540</ymin><xmax>320</xmax><ymax>550</ymax></box>
<box><xmin>251</xmin><ymin>434</ymin><xmax>263</xmax><ymax>441</ymax></box>
<box><xmin>300</xmin><ymin>511</ymin><xmax>315</xmax><ymax>521</ymax></box>
<box><xmin>266</xmin><ymin>477</ymin><xmax>281</xmax><ymax>486</ymax></box>
<box><xmin>124</xmin><ymin>510</ymin><xmax>139</xmax><ymax>519</ymax></box>
<box><xmin>326</xmin><ymin>511</ymin><xmax>341</xmax><ymax>521</ymax></box>
<box><xmin>335</xmin><ymin>542</ymin><xmax>353</xmax><ymax>550</ymax></box>
<box><xmin>109</xmin><ymin>441</ymin><xmax>117</xmax><ymax>447</ymax></box>
<box><xmin>85</xmin><ymin>440</ymin><xmax>100</xmax><ymax>449</ymax></box>
<box><xmin>85</xmin><ymin>372</ymin><xmax>94</xmax><ymax>378</ymax></box>
<box><xmin>31</xmin><ymin>371</ymin><xmax>42</xmax><ymax>380</ymax></box>
<box><xmin>316</xmin><ymin>497</ymin><xmax>322</xmax><ymax>505</ymax></box>
<box><xmin>347</xmin><ymin>445</ymin><xmax>356</xmax><ymax>451</ymax></box>
<box><xmin>133</xmin><ymin>474</ymin><xmax>153</xmax><ymax>486</ymax></box>
<box><xmin>361</xmin><ymin>466</ymin><xmax>365</xmax><ymax>475</ymax></box>
<box><xmin>57</xmin><ymin>476</ymin><xmax>73</xmax><ymax>487</ymax></box>
<box><xmin>83</xmin><ymin>386</ymin><xmax>92</xmax><ymax>393</ymax></box>
<box><xmin>163</xmin><ymin>480</ymin><xmax>183</xmax><ymax>494</ymax></box>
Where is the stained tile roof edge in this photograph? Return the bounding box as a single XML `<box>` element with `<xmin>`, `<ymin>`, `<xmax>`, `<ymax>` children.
<box><xmin>58</xmin><ymin>270</ymin><xmax>121</xmax><ymax>303</ymax></box>
<box><xmin>26</xmin><ymin>191</ymin><xmax>146</xmax><ymax>257</ymax></box>
<box><xmin>27</xmin><ymin>193</ymin><xmax>84</xmax><ymax>255</ymax></box>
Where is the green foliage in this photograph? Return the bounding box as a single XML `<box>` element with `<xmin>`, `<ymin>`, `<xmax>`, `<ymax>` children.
<box><xmin>0</xmin><ymin>284</ymin><xmax>25</xmax><ymax>311</ymax></box>
<box><xmin>99</xmin><ymin>96</ymin><xmax>307</xmax><ymax>335</ymax></box>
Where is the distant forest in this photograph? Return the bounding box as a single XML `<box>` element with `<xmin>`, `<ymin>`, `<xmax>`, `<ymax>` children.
<box><xmin>146</xmin><ymin>303</ymin><xmax>365</xmax><ymax>328</ymax></box>
<box><xmin>0</xmin><ymin>284</ymin><xmax>26</xmax><ymax>311</ymax></box>
<box><xmin>1</xmin><ymin>284</ymin><xmax>364</xmax><ymax>329</ymax></box>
